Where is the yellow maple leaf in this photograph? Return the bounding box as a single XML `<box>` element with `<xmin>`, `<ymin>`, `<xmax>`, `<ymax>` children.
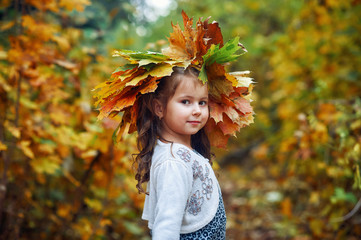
<box><xmin>125</xmin><ymin>63</ymin><xmax>173</xmax><ymax>87</ymax></box>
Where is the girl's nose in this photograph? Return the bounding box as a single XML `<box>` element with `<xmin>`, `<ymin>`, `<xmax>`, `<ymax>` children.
<box><xmin>192</xmin><ymin>104</ymin><xmax>201</xmax><ymax>115</ymax></box>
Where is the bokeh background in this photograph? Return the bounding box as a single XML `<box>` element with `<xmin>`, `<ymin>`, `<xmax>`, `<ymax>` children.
<box><xmin>1</xmin><ymin>0</ymin><xmax>360</xmax><ymax>239</ymax></box>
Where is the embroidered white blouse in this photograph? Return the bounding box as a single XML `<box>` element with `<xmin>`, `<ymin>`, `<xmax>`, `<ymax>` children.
<box><xmin>142</xmin><ymin>140</ymin><xmax>221</xmax><ymax>239</ymax></box>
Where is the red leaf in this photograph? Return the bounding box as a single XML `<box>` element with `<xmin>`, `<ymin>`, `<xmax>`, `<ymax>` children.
<box><xmin>205</xmin><ymin>119</ymin><xmax>229</xmax><ymax>148</ymax></box>
<box><xmin>233</xmin><ymin>97</ymin><xmax>253</xmax><ymax>114</ymax></box>
<box><xmin>218</xmin><ymin>114</ymin><xmax>241</xmax><ymax>136</ymax></box>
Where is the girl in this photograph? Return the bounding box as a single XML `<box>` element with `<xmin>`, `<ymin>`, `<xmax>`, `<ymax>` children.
<box><xmin>93</xmin><ymin>10</ymin><xmax>254</xmax><ymax>240</ymax></box>
<box><xmin>136</xmin><ymin>67</ymin><xmax>226</xmax><ymax>239</ymax></box>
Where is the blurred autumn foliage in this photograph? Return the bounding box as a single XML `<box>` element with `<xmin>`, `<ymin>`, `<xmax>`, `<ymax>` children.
<box><xmin>0</xmin><ymin>0</ymin><xmax>146</xmax><ymax>239</ymax></box>
<box><xmin>0</xmin><ymin>0</ymin><xmax>360</xmax><ymax>239</ymax></box>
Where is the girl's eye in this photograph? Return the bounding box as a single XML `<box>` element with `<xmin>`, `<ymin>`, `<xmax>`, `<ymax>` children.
<box><xmin>199</xmin><ymin>101</ymin><xmax>208</xmax><ymax>106</ymax></box>
<box><xmin>181</xmin><ymin>100</ymin><xmax>190</xmax><ymax>104</ymax></box>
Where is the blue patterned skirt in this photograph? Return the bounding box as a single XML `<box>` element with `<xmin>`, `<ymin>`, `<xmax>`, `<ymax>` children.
<box><xmin>179</xmin><ymin>191</ymin><xmax>226</xmax><ymax>240</ymax></box>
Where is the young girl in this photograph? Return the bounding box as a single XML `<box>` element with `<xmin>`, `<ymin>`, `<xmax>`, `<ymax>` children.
<box><xmin>136</xmin><ymin>67</ymin><xmax>226</xmax><ymax>239</ymax></box>
<box><xmin>93</xmin><ymin>10</ymin><xmax>253</xmax><ymax>240</ymax></box>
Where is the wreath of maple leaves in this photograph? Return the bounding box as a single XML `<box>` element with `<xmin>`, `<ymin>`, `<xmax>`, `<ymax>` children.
<box><xmin>93</xmin><ymin>11</ymin><xmax>254</xmax><ymax>147</ymax></box>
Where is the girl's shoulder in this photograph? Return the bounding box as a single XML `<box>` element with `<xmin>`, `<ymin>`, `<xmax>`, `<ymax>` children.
<box><xmin>153</xmin><ymin>140</ymin><xmax>207</xmax><ymax>167</ymax></box>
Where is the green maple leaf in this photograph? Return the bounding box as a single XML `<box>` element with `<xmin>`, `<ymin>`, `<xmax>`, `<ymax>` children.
<box><xmin>113</xmin><ymin>50</ymin><xmax>170</xmax><ymax>63</ymax></box>
<box><xmin>199</xmin><ymin>37</ymin><xmax>246</xmax><ymax>83</ymax></box>
<box><xmin>112</xmin><ymin>64</ymin><xmax>138</xmax><ymax>74</ymax></box>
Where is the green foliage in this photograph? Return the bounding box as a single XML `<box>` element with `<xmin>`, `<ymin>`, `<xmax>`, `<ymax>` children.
<box><xmin>331</xmin><ymin>188</ymin><xmax>357</xmax><ymax>204</ymax></box>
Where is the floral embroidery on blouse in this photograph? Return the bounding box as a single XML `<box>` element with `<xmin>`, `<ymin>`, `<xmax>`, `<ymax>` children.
<box><xmin>202</xmin><ymin>178</ymin><xmax>213</xmax><ymax>200</ymax></box>
<box><xmin>176</xmin><ymin>148</ymin><xmax>191</xmax><ymax>162</ymax></box>
<box><xmin>192</xmin><ymin>160</ymin><xmax>210</xmax><ymax>181</ymax></box>
<box><xmin>175</xmin><ymin>147</ymin><xmax>215</xmax><ymax>216</ymax></box>
<box><xmin>187</xmin><ymin>159</ymin><xmax>214</xmax><ymax>215</ymax></box>
<box><xmin>187</xmin><ymin>190</ymin><xmax>204</xmax><ymax>216</ymax></box>
<box><xmin>205</xmin><ymin>165</ymin><xmax>210</xmax><ymax>178</ymax></box>
<box><xmin>192</xmin><ymin>160</ymin><xmax>203</xmax><ymax>180</ymax></box>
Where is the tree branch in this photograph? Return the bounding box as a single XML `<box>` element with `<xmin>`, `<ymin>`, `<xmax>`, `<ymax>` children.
<box><xmin>331</xmin><ymin>197</ymin><xmax>361</xmax><ymax>223</ymax></box>
<box><xmin>71</xmin><ymin>151</ymin><xmax>102</xmax><ymax>223</ymax></box>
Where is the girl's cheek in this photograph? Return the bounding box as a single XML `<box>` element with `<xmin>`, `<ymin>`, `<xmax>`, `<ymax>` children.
<box><xmin>204</xmin><ymin>108</ymin><xmax>210</xmax><ymax>118</ymax></box>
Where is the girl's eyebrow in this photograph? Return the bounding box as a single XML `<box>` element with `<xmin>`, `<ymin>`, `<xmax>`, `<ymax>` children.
<box><xmin>178</xmin><ymin>95</ymin><xmax>208</xmax><ymax>99</ymax></box>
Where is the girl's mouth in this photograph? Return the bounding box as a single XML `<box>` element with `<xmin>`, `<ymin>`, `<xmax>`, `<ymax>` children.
<box><xmin>187</xmin><ymin>121</ymin><xmax>201</xmax><ymax>124</ymax></box>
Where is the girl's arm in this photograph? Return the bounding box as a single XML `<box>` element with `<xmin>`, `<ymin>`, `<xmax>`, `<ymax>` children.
<box><xmin>152</xmin><ymin>160</ymin><xmax>192</xmax><ymax>240</ymax></box>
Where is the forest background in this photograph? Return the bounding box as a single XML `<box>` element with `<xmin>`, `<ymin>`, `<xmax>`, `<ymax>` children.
<box><xmin>0</xmin><ymin>0</ymin><xmax>360</xmax><ymax>239</ymax></box>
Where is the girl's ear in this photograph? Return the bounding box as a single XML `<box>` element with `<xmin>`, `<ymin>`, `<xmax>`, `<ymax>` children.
<box><xmin>153</xmin><ymin>99</ymin><xmax>164</xmax><ymax>120</ymax></box>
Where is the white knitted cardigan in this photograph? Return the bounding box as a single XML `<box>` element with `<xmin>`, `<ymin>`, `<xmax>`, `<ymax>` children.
<box><xmin>142</xmin><ymin>140</ymin><xmax>221</xmax><ymax>239</ymax></box>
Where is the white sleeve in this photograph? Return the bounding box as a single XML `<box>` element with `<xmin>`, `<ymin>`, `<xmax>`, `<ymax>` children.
<box><xmin>151</xmin><ymin>160</ymin><xmax>193</xmax><ymax>240</ymax></box>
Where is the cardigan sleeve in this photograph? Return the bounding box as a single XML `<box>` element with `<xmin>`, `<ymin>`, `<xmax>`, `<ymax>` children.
<box><xmin>151</xmin><ymin>159</ymin><xmax>193</xmax><ymax>240</ymax></box>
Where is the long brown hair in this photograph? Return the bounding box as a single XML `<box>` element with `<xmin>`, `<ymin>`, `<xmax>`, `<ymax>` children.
<box><xmin>134</xmin><ymin>67</ymin><xmax>212</xmax><ymax>194</ymax></box>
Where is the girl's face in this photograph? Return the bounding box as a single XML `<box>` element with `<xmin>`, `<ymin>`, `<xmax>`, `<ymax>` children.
<box><xmin>155</xmin><ymin>76</ymin><xmax>209</xmax><ymax>147</ymax></box>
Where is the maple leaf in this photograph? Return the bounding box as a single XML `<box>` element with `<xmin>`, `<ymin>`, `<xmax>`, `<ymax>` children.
<box><xmin>97</xmin><ymin>88</ymin><xmax>136</xmax><ymax>120</ymax></box>
<box><xmin>113</xmin><ymin>110</ymin><xmax>131</xmax><ymax>142</ymax></box>
<box><xmin>209</xmin><ymin>101</ymin><xmax>224</xmax><ymax>123</ymax></box>
<box><xmin>112</xmin><ymin>64</ymin><xmax>138</xmax><ymax>74</ymax></box>
<box><xmin>204</xmin><ymin>37</ymin><xmax>245</xmax><ymax>65</ymax></box>
<box><xmin>227</xmin><ymin>71</ymin><xmax>254</xmax><ymax>88</ymax></box>
<box><xmin>233</xmin><ymin>97</ymin><xmax>253</xmax><ymax>115</ymax></box>
<box><xmin>162</xmin><ymin>10</ymin><xmax>228</xmax><ymax>67</ymax></box>
<box><xmin>125</xmin><ymin>63</ymin><xmax>174</xmax><ymax>87</ymax></box>
<box><xmin>218</xmin><ymin>114</ymin><xmax>241</xmax><ymax>136</ymax></box>
<box><xmin>162</xmin><ymin>11</ymin><xmax>195</xmax><ymax>60</ymax></box>
<box><xmin>113</xmin><ymin>50</ymin><xmax>170</xmax><ymax>65</ymax></box>
<box><xmin>202</xmin><ymin>20</ymin><xmax>223</xmax><ymax>49</ymax></box>
<box><xmin>93</xmin><ymin>68</ymin><xmax>146</xmax><ymax>103</ymax></box>
<box><xmin>199</xmin><ymin>37</ymin><xmax>247</xmax><ymax>83</ymax></box>
<box><xmin>93</xmin><ymin>63</ymin><xmax>175</xmax><ymax>121</ymax></box>
<box><xmin>205</xmin><ymin>119</ymin><xmax>230</xmax><ymax>148</ymax></box>
<box><xmin>206</xmin><ymin>63</ymin><xmax>233</xmax><ymax>100</ymax></box>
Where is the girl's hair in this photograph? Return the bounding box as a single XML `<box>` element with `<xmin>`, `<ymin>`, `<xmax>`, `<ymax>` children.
<box><xmin>134</xmin><ymin>67</ymin><xmax>212</xmax><ymax>194</ymax></box>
